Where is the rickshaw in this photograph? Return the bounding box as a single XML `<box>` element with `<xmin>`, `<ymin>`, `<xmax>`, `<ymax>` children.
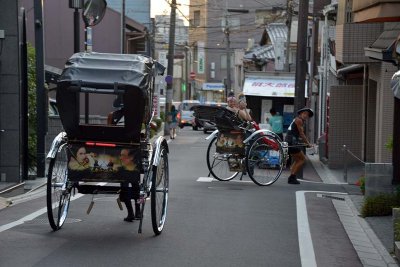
<box><xmin>192</xmin><ymin>105</ymin><xmax>289</xmax><ymax>186</ymax></box>
<box><xmin>46</xmin><ymin>52</ymin><xmax>169</xmax><ymax>235</ymax></box>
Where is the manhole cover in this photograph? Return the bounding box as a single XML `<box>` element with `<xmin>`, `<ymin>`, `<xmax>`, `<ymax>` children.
<box><xmin>24</xmin><ymin>218</ymin><xmax>82</xmax><ymax>225</ymax></box>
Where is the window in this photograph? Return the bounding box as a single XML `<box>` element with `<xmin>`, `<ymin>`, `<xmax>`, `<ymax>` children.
<box><xmin>193</xmin><ymin>45</ymin><xmax>198</xmax><ymax>62</ymax></box>
<box><xmin>193</xmin><ymin>10</ymin><xmax>200</xmax><ymax>27</ymax></box>
<box><xmin>220</xmin><ymin>54</ymin><xmax>234</xmax><ymax>69</ymax></box>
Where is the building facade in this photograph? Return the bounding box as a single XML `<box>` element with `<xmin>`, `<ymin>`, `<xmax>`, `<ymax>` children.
<box><xmin>189</xmin><ymin>0</ymin><xmax>289</xmax><ymax>103</ymax></box>
<box><xmin>106</xmin><ymin>0</ymin><xmax>151</xmax><ymax>28</ymax></box>
<box><xmin>320</xmin><ymin>0</ymin><xmax>399</xmax><ymax>169</ymax></box>
<box><xmin>0</xmin><ymin>1</ymin><xmax>22</xmax><ymax>183</ymax></box>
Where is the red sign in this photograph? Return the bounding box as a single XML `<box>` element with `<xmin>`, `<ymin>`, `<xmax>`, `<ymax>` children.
<box><xmin>190</xmin><ymin>71</ymin><xmax>196</xmax><ymax>79</ymax></box>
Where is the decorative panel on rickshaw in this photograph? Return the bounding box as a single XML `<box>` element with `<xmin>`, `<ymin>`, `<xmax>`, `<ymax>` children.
<box><xmin>67</xmin><ymin>142</ymin><xmax>141</xmax><ymax>182</ymax></box>
<box><xmin>216</xmin><ymin>130</ymin><xmax>245</xmax><ymax>156</ymax></box>
<box><xmin>56</xmin><ymin>52</ymin><xmax>165</xmax><ymax>144</ymax></box>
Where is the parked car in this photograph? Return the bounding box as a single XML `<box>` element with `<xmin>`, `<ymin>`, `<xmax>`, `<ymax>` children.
<box><xmin>178</xmin><ymin>100</ymin><xmax>201</xmax><ymax>129</ymax></box>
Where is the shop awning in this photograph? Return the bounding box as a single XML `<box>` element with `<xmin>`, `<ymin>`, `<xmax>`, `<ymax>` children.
<box><xmin>243</xmin><ymin>76</ymin><xmax>296</xmax><ymax>97</ymax></box>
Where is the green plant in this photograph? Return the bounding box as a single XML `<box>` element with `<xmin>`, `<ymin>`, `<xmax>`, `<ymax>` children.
<box><xmin>355</xmin><ymin>176</ymin><xmax>365</xmax><ymax>195</ymax></box>
<box><xmin>361</xmin><ymin>193</ymin><xmax>400</xmax><ymax>217</ymax></box>
<box><xmin>153</xmin><ymin>118</ymin><xmax>162</xmax><ymax>129</ymax></box>
<box><xmin>395</xmin><ymin>220</ymin><xmax>400</xmax><ymax>241</ymax></box>
<box><xmin>27</xmin><ymin>43</ymin><xmax>37</xmax><ymax>171</ymax></box>
<box><xmin>385</xmin><ymin>136</ymin><xmax>393</xmax><ymax>151</ymax></box>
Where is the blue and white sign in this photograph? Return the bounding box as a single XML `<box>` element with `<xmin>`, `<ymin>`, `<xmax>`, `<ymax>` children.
<box><xmin>202</xmin><ymin>83</ymin><xmax>225</xmax><ymax>91</ymax></box>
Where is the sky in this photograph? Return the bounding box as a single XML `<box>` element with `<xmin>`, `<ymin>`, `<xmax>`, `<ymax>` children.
<box><xmin>151</xmin><ymin>0</ymin><xmax>189</xmax><ymax>23</ymax></box>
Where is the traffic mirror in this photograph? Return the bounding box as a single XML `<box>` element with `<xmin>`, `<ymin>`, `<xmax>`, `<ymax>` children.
<box><xmin>82</xmin><ymin>0</ymin><xmax>107</xmax><ymax>27</ymax></box>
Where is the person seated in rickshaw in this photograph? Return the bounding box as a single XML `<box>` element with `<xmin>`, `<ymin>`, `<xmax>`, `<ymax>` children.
<box><xmin>237</xmin><ymin>93</ymin><xmax>252</xmax><ymax>122</ymax></box>
<box><xmin>226</xmin><ymin>92</ymin><xmax>252</xmax><ymax>123</ymax></box>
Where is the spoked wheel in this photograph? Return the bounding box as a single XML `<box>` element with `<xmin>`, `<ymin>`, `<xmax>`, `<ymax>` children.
<box><xmin>206</xmin><ymin>136</ymin><xmax>239</xmax><ymax>181</ymax></box>
<box><xmin>47</xmin><ymin>143</ymin><xmax>72</xmax><ymax>231</ymax></box>
<box><xmin>151</xmin><ymin>145</ymin><xmax>169</xmax><ymax>235</ymax></box>
<box><xmin>246</xmin><ymin>135</ymin><xmax>284</xmax><ymax>186</ymax></box>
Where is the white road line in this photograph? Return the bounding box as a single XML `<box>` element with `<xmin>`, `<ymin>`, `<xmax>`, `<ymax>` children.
<box><xmin>296</xmin><ymin>190</ymin><xmax>348</xmax><ymax>267</ymax></box>
<box><xmin>196</xmin><ymin>177</ymin><xmax>254</xmax><ymax>184</ymax></box>
<box><xmin>197</xmin><ymin>177</ymin><xmax>214</xmax><ymax>182</ymax></box>
<box><xmin>0</xmin><ymin>193</ymin><xmax>84</xmax><ymax>233</ymax></box>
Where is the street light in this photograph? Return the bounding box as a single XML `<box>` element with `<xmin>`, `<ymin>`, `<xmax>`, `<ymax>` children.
<box><xmin>69</xmin><ymin>0</ymin><xmax>84</xmax><ymax>53</ymax></box>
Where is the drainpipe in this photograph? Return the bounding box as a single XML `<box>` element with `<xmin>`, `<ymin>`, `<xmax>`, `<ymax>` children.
<box><xmin>363</xmin><ymin>64</ymin><xmax>368</xmax><ymax>162</ymax></box>
<box><xmin>321</xmin><ymin>4</ymin><xmax>336</xmax><ymax>137</ymax></box>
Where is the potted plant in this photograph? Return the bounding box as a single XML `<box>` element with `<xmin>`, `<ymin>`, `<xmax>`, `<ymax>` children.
<box><xmin>355</xmin><ymin>176</ymin><xmax>365</xmax><ymax>195</ymax></box>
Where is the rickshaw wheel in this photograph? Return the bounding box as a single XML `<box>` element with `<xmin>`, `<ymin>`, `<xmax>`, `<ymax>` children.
<box><xmin>47</xmin><ymin>143</ymin><xmax>71</xmax><ymax>231</ymax></box>
<box><xmin>245</xmin><ymin>135</ymin><xmax>284</xmax><ymax>186</ymax></box>
<box><xmin>151</xmin><ymin>145</ymin><xmax>169</xmax><ymax>235</ymax></box>
<box><xmin>206</xmin><ymin>136</ymin><xmax>239</xmax><ymax>181</ymax></box>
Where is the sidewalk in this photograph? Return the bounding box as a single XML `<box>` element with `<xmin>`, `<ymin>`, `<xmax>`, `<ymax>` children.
<box><xmin>308</xmin><ymin>154</ymin><xmax>399</xmax><ymax>267</ymax></box>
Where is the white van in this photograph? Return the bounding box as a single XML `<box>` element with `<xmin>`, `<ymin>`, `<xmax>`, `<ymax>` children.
<box><xmin>178</xmin><ymin>100</ymin><xmax>200</xmax><ymax>128</ymax></box>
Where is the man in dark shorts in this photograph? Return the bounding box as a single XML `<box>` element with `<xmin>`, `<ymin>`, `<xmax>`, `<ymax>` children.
<box><xmin>285</xmin><ymin>107</ymin><xmax>314</xmax><ymax>184</ymax></box>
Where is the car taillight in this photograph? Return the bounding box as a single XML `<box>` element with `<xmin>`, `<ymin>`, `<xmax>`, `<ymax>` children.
<box><xmin>177</xmin><ymin>113</ymin><xmax>181</xmax><ymax>119</ymax></box>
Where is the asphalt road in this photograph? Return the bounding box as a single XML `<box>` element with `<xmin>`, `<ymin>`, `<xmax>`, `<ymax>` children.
<box><xmin>0</xmin><ymin>127</ymin><xmax>362</xmax><ymax>267</ymax></box>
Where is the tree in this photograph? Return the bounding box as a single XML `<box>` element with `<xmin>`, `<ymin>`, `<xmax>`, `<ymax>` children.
<box><xmin>27</xmin><ymin>43</ymin><xmax>37</xmax><ymax>170</ymax></box>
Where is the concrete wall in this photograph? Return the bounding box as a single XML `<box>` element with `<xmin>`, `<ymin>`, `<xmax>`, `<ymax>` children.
<box><xmin>0</xmin><ymin>1</ymin><xmax>21</xmax><ymax>183</ymax></box>
<box><xmin>376</xmin><ymin>62</ymin><xmax>395</xmax><ymax>163</ymax></box>
<box><xmin>328</xmin><ymin>85</ymin><xmax>364</xmax><ymax>168</ymax></box>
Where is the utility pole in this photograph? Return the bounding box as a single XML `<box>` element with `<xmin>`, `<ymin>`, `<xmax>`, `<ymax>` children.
<box><xmin>121</xmin><ymin>0</ymin><xmax>126</xmax><ymax>53</ymax></box>
<box><xmin>34</xmin><ymin>0</ymin><xmax>46</xmax><ymax>177</ymax></box>
<box><xmin>164</xmin><ymin>0</ymin><xmax>177</xmax><ymax>136</ymax></box>
<box><xmin>284</xmin><ymin>0</ymin><xmax>293</xmax><ymax>72</ymax></box>
<box><xmin>294</xmin><ymin>0</ymin><xmax>308</xmax><ymax>112</ymax></box>
<box><xmin>294</xmin><ymin>0</ymin><xmax>309</xmax><ymax>179</ymax></box>
<box><xmin>185</xmin><ymin>44</ymin><xmax>189</xmax><ymax>99</ymax></box>
<box><xmin>224</xmin><ymin>14</ymin><xmax>231</xmax><ymax>99</ymax></box>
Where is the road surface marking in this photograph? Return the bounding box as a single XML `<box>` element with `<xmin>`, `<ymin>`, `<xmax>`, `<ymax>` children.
<box><xmin>197</xmin><ymin>177</ymin><xmax>214</xmax><ymax>182</ymax></box>
<box><xmin>296</xmin><ymin>190</ymin><xmax>348</xmax><ymax>267</ymax></box>
<box><xmin>0</xmin><ymin>193</ymin><xmax>84</xmax><ymax>233</ymax></box>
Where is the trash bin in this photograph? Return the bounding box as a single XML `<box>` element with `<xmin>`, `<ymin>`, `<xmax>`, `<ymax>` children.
<box><xmin>318</xmin><ymin>133</ymin><xmax>326</xmax><ymax>160</ymax></box>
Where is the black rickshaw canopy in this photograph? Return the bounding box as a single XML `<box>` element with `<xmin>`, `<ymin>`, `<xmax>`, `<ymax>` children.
<box><xmin>57</xmin><ymin>52</ymin><xmax>165</xmax><ymax>144</ymax></box>
<box><xmin>58</xmin><ymin>52</ymin><xmax>165</xmax><ymax>91</ymax></box>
